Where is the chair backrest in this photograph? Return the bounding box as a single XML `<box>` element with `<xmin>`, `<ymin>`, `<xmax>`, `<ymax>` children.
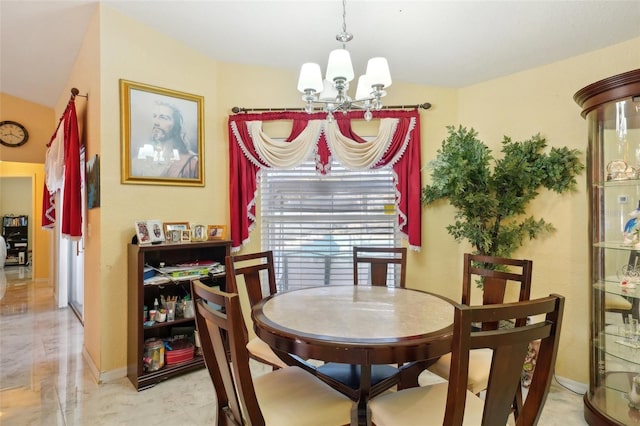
<box><xmin>191</xmin><ymin>278</ymin><xmax>264</xmax><ymax>426</ymax></box>
<box><xmin>462</xmin><ymin>253</ymin><xmax>533</xmax><ymax>330</ymax></box>
<box><xmin>444</xmin><ymin>294</ymin><xmax>565</xmax><ymax>426</ymax></box>
<box><xmin>225</xmin><ymin>251</ymin><xmax>277</xmax><ymax>307</ymax></box>
<box><xmin>353</xmin><ymin>246</ymin><xmax>407</xmax><ymax>288</ymax></box>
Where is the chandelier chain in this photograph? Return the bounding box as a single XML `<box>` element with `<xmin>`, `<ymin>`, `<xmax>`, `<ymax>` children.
<box><xmin>342</xmin><ymin>0</ymin><xmax>347</xmax><ymax>34</ymax></box>
<box><xmin>336</xmin><ymin>0</ymin><xmax>353</xmax><ymax>47</ymax></box>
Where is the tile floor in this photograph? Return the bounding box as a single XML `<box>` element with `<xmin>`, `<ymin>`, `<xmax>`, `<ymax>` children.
<box><xmin>0</xmin><ymin>266</ymin><xmax>587</xmax><ymax>425</ymax></box>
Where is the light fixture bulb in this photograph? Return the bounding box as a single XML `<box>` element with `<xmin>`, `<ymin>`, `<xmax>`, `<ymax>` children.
<box><xmin>297</xmin><ymin>63</ymin><xmax>324</xmax><ymax>93</ymax></box>
<box><xmin>319</xmin><ymin>80</ymin><xmax>339</xmax><ymax>100</ymax></box>
<box><xmin>326</xmin><ymin>49</ymin><xmax>354</xmax><ymax>83</ymax></box>
<box><xmin>366</xmin><ymin>57</ymin><xmax>392</xmax><ymax>88</ymax></box>
<box><xmin>355</xmin><ymin>75</ymin><xmax>372</xmax><ymax>100</ymax></box>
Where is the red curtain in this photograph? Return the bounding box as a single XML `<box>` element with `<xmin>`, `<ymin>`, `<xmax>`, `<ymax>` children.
<box><xmin>228</xmin><ymin>109</ymin><xmax>422</xmax><ymax>251</ymax></box>
<box><xmin>61</xmin><ymin>101</ymin><xmax>82</xmax><ymax>239</ymax></box>
<box><xmin>42</xmin><ymin>97</ymin><xmax>82</xmax><ymax>239</ymax></box>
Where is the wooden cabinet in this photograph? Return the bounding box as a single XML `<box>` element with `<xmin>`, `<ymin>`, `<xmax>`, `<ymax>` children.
<box><xmin>2</xmin><ymin>215</ymin><xmax>28</xmax><ymax>266</ymax></box>
<box><xmin>127</xmin><ymin>240</ymin><xmax>230</xmax><ymax>390</ymax></box>
<box><xmin>575</xmin><ymin>69</ymin><xmax>640</xmax><ymax>425</ymax></box>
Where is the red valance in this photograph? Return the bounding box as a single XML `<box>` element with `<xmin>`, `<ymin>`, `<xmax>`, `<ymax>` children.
<box><xmin>228</xmin><ymin>109</ymin><xmax>422</xmax><ymax>251</ymax></box>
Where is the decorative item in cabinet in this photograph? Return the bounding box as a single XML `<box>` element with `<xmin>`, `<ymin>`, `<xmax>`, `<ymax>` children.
<box><xmin>2</xmin><ymin>215</ymin><xmax>28</xmax><ymax>266</ymax></box>
<box><xmin>575</xmin><ymin>68</ymin><xmax>640</xmax><ymax>425</ymax></box>
<box><xmin>127</xmin><ymin>239</ymin><xmax>230</xmax><ymax>390</ymax></box>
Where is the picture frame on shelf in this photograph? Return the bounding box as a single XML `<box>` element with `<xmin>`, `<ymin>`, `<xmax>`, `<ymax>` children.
<box><xmin>163</xmin><ymin>222</ymin><xmax>189</xmax><ymax>243</ymax></box>
<box><xmin>120</xmin><ymin>79</ymin><xmax>204</xmax><ymax>187</ymax></box>
<box><xmin>181</xmin><ymin>229</ymin><xmax>191</xmax><ymax>243</ymax></box>
<box><xmin>207</xmin><ymin>224</ymin><xmax>227</xmax><ymax>240</ymax></box>
<box><xmin>135</xmin><ymin>220</ymin><xmax>164</xmax><ymax>245</ymax></box>
<box><xmin>166</xmin><ymin>229</ymin><xmax>181</xmax><ymax>244</ymax></box>
<box><xmin>191</xmin><ymin>224</ymin><xmax>207</xmax><ymax>242</ymax></box>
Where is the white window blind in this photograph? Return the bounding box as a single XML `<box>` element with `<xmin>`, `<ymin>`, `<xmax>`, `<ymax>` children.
<box><xmin>260</xmin><ymin>159</ymin><xmax>400</xmax><ymax>291</ymax></box>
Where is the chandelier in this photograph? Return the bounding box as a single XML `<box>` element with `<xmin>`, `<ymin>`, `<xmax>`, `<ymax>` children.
<box><xmin>296</xmin><ymin>0</ymin><xmax>392</xmax><ymax>121</ymax></box>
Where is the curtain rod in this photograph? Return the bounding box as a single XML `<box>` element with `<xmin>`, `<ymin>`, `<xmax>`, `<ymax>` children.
<box><xmin>231</xmin><ymin>102</ymin><xmax>431</xmax><ymax>114</ymax></box>
<box><xmin>70</xmin><ymin>87</ymin><xmax>88</xmax><ymax>99</ymax></box>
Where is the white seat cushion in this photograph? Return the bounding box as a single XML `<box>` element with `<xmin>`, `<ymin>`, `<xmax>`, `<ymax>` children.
<box><xmin>247</xmin><ymin>337</ymin><xmax>288</xmax><ymax>368</ymax></box>
<box><xmin>428</xmin><ymin>348</ymin><xmax>493</xmax><ymax>394</ymax></box>
<box><xmin>369</xmin><ymin>382</ymin><xmax>485</xmax><ymax>426</ymax></box>
<box><xmin>605</xmin><ymin>293</ymin><xmax>633</xmax><ymax>311</ymax></box>
<box><xmin>255</xmin><ymin>366</ymin><xmax>353</xmax><ymax>426</ymax></box>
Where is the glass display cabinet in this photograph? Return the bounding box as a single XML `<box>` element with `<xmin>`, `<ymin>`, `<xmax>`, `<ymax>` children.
<box><xmin>575</xmin><ymin>69</ymin><xmax>640</xmax><ymax>425</ymax></box>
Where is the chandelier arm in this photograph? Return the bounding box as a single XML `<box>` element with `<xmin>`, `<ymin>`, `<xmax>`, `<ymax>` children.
<box><xmin>231</xmin><ymin>103</ymin><xmax>431</xmax><ymax>114</ymax></box>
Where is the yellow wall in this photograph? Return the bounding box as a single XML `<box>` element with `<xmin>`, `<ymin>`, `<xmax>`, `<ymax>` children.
<box><xmin>3</xmin><ymin>1</ymin><xmax>639</xmax><ymax>385</ymax></box>
<box><xmin>0</xmin><ymin>93</ymin><xmax>52</xmax><ymax>163</ymax></box>
<box><xmin>89</xmin><ymin>5</ymin><xmax>230</xmax><ymax>376</ymax></box>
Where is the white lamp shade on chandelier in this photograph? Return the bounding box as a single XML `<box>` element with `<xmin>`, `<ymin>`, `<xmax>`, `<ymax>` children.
<box><xmin>326</xmin><ymin>49</ymin><xmax>355</xmax><ymax>82</ymax></box>
<box><xmin>366</xmin><ymin>57</ymin><xmax>392</xmax><ymax>88</ymax></box>
<box><xmin>297</xmin><ymin>63</ymin><xmax>324</xmax><ymax>93</ymax></box>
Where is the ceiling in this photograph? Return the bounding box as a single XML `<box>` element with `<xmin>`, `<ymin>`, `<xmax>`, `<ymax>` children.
<box><xmin>1</xmin><ymin>0</ymin><xmax>639</xmax><ymax>109</ymax></box>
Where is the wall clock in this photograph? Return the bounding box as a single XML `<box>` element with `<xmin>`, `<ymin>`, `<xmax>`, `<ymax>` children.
<box><xmin>0</xmin><ymin>120</ymin><xmax>29</xmax><ymax>147</ymax></box>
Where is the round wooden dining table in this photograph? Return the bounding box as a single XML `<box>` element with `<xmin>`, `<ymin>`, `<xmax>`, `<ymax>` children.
<box><xmin>251</xmin><ymin>285</ymin><xmax>456</xmax><ymax>425</ymax></box>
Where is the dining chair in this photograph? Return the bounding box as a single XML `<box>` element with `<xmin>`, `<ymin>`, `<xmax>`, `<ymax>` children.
<box><xmin>315</xmin><ymin>246</ymin><xmax>408</xmax><ymax>401</ymax></box>
<box><xmin>191</xmin><ymin>279</ymin><xmax>355</xmax><ymax>426</ymax></box>
<box><xmin>225</xmin><ymin>250</ymin><xmax>288</xmax><ymax>370</ymax></box>
<box><xmin>353</xmin><ymin>246</ymin><xmax>407</xmax><ymax>288</ymax></box>
<box><xmin>428</xmin><ymin>253</ymin><xmax>533</xmax><ymax>397</ymax></box>
<box><xmin>369</xmin><ymin>294</ymin><xmax>565</xmax><ymax>426</ymax></box>
<box><xmin>605</xmin><ymin>293</ymin><xmax>634</xmax><ymax>321</ymax></box>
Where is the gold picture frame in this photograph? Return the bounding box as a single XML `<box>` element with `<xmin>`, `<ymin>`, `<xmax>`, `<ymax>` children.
<box><xmin>120</xmin><ymin>79</ymin><xmax>204</xmax><ymax>186</ymax></box>
<box><xmin>207</xmin><ymin>224</ymin><xmax>227</xmax><ymax>240</ymax></box>
<box><xmin>162</xmin><ymin>222</ymin><xmax>189</xmax><ymax>239</ymax></box>
<box><xmin>191</xmin><ymin>224</ymin><xmax>208</xmax><ymax>242</ymax></box>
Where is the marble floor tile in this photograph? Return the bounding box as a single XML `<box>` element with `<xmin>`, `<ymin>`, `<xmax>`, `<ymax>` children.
<box><xmin>0</xmin><ymin>266</ymin><xmax>587</xmax><ymax>425</ymax></box>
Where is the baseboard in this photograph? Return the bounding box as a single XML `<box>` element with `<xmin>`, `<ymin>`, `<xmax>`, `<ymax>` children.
<box><xmin>82</xmin><ymin>346</ymin><xmax>100</xmax><ymax>382</ymax></box>
<box><xmin>100</xmin><ymin>366</ymin><xmax>127</xmax><ymax>383</ymax></box>
<box><xmin>554</xmin><ymin>374</ymin><xmax>588</xmax><ymax>394</ymax></box>
<box><xmin>81</xmin><ymin>346</ymin><xmax>127</xmax><ymax>384</ymax></box>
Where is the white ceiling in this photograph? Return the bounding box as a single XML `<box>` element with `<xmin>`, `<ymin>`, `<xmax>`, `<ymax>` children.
<box><xmin>1</xmin><ymin>0</ymin><xmax>639</xmax><ymax>109</ymax></box>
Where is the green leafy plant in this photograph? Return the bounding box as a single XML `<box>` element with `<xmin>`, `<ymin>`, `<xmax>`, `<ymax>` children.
<box><xmin>422</xmin><ymin>125</ymin><xmax>584</xmax><ymax>258</ymax></box>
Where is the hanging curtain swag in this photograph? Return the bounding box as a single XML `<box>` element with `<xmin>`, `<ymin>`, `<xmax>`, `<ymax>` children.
<box><xmin>228</xmin><ymin>109</ymin><xmax>422</xmax><ymax>252</ymax></box>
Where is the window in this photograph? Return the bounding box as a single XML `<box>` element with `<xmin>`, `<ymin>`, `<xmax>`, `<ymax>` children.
<box><xmin>261</xmin><ymin>159</ymin><xmax>400</xmax><ymax>290</ymax></box>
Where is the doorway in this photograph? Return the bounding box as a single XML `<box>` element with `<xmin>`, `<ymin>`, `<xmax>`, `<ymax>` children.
<box><xmin>0</xmin><ymin>165</ymin><xmax>84</xmax><ymax>323</ymax></box>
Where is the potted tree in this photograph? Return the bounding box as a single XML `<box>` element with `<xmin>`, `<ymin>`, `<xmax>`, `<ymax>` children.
<box><xmin>422</xmin><ymin>125</ymin><xmax>584</xmax><ymax>388</ymax></box>
<box><xmin>422</xmin><ymin>125</ymin><xmax>584</xmax><ymax>259</ymax></box>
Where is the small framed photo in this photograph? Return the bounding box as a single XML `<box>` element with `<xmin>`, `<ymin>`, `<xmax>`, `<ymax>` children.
<box><xmin>163</xmin><ymin>222</ymin><xmax>189</xmax><ymax>243</ymax></box>
<box><xmin>135</xmin><ymin>220</ymin><xmax>164</xmax><ymax>245</ymax></box>
<box><xmin>181</xmin><ymin>229</ymin><xmax>191</xmax><ymax>243</ymax></box>
<box><xmin>191</xmin><ymin>224</ymin><xmax>207</xmax><ymax>242</ymax></box>
<box><xmin>166</xmin><ymin>229</ymin><xmax>181</xmax><ymax>243</ymax></box>
<box><xmin>207</xmin><ymin>225</ymin><xmax>227</xmax><ymax>240</ymax></box>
